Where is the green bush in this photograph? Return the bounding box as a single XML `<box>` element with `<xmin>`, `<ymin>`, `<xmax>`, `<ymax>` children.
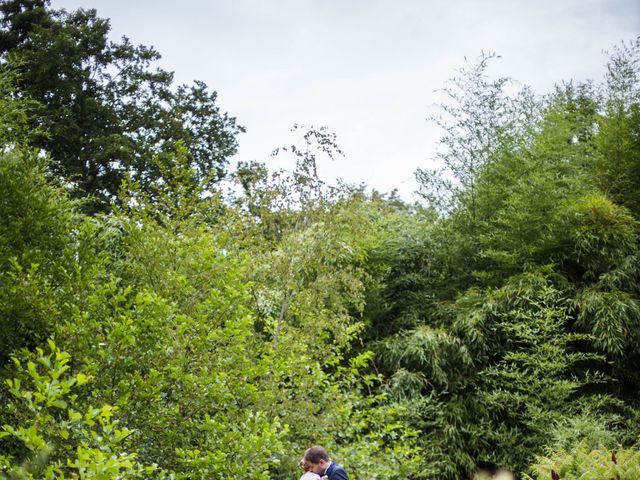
<box><xmin>526</xmin><ymin>442</ymin><xmax>640</xmax><ymax>480</ymax></box>
<box><xmin>0</xmin><ymin>340</ymin><xmax>155</xmax><ymax>480</ymax></box>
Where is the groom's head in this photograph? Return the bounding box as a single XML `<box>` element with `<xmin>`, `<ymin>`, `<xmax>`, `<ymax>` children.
<box><xmin>303</xmin><ymin>445</ymin><xmax>330</xmax><ymax>474</ymax></box>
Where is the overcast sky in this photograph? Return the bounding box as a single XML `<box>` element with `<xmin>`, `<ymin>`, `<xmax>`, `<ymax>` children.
<box><xmin>53</xmin><ymin>0</ymin><xmax>639</xmax><ymax>200</ymax></box>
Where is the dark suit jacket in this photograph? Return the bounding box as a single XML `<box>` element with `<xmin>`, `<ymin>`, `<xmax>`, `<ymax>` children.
<box><xmin>324</xmin><ymin>462</ymin><xmax>348</xmax><ymax>480</ymax></box>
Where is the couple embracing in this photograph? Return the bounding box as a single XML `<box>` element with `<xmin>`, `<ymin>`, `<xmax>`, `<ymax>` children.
<box><xmin>299</xmin><ymin>446</ymin><xmax>348</xmax><ymax>480</ymax></box>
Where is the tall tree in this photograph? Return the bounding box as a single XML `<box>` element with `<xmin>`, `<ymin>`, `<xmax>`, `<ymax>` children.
<box><xmin>0</xmin><ymin>0</ymin><xmax>243</xmax><ymax>211</ymax></box>
<box><xmin>367</xmin><ymin>42</ymin><xmax>640</xmax><ymax>478</ymax></box>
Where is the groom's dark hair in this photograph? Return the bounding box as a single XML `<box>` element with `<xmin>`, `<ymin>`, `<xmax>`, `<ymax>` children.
<box><xmin>304</xmin><ymin>445</ymin><xmax>330</xmax><ymax>464</ymax></box>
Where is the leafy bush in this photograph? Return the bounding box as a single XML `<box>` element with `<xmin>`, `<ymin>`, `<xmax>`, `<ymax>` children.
<box><xmin>0</xmin><ymin>340</ymin><xmax>155</xmax><ymax>480</ymax></box>
<box><xmin>526</xmin><ymin>442</ymin><xmax>640</xmax><ymax>480</ymax></box>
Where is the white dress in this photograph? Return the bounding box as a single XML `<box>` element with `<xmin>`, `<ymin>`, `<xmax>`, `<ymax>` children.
<box><xmin>300</xmin><ymin>473</ymin><xmax>321</xmax><ymax>480</ymax></box>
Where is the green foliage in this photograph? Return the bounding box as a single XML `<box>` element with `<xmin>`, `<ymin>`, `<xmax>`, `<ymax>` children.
<box><xmin>380</xmin><ymin>271</ymin><xmax>609</xmax><ymax>477</ymax></box>
<box><xmin>595</xmin><ymin>38</ymin><xmax>640</xmax><ymax>217</ymax></box>
<box><xmin>0</xmin><ymin>125</ymin><xmax>423</xmax><ymax>479</ymax></box>
<box><xmin>0</xmin><ymin>0</ymin><xmax>242</xmax><ymax>210</ymax></box>
<box><xmin>417</xmin><ymin>52</ymin><xmax>538</xmax><ymax>219</ymax></box>
<box><xmin>526</xmin><ymin>443</ymin><xmax>640</xmax><ymax>480</ymax></box>
<box><xmin>362</xmin><ymin>203</ymin><xmax>444</xmax><ymax>340</ymax></box>
<box><xmin>2</xmin><ymin>4</ymin><xmax>640</xmax><ymax>478</ymax></box>
<box><xmin>370</xmin><ymin>38</ymin><xmax>640</xmax><ymax>479</ymax></box>
<box><xmin>556</xmin><ymin>194</ymin><xmax>638</xmax><ymax>280</ymax></box>
<box><xmin>0</xmin><ymin>340</ymin><xmax>152</xmax><ymax>480</ymax></box>
<box><xmin>0</xmin><ymin>66</ymin><xmax>38</xmax><ymax>145</ymax></box>
<box><xmin>0</xmin><ymin>149</ymin><xmax>78</xmax><ymax>364</ymax></box>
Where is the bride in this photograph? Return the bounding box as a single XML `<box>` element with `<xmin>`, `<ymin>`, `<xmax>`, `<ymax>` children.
<box><xmin>299</xmin><ymin>459</ymin><xmax>321</xmax><ymax>480</ymax></box>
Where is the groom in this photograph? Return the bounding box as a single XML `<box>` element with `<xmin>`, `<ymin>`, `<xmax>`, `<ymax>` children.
<box><xmin>303</xmin><ymin>445</ymin><xmax>348</xmax><ymax>480</ymax></box>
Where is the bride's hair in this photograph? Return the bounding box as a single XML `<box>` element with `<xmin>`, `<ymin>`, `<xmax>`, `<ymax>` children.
<box><xmin>299</xmin><ymin>458</ymin><xmax>312</xmax><ymax>472</ymax></box>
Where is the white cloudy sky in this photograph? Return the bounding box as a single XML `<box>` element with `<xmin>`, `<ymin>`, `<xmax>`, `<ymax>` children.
<box><xmin>54</xmin><ymin>0</ymin><xmax>639</xmax><ymax>200</ymax></box>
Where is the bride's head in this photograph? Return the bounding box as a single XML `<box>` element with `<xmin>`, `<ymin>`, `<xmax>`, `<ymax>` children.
<box><xmin>299</xmin><ymin>458</ymin><xmax>312</xmax><ymax>472</ymax></box>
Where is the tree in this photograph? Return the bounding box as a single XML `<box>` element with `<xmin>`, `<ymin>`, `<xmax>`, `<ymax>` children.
<box><xmin>0</xmin><ymin>0</ymin><xmax>242</xmax><ymax>211</ymax></box>
<box><xmin>366</xmin><ymin>41</ymin><xmax>640</xmax><ymax>478</ymax></box>
<box><xmin>595</xmin><ymin>37</ymin><xmax>640</xmax><ymax>217</ymax></box>
<box><xmin>0</xmin><ymin>149</ymin><xmax>78</xmax><ymax>366</ymax></box>
<box><xmin>0</xmin><ymin>64</ymin><xmax>39</xmax><ymax>145</ymax></box>
<box><xmin>416</xmin><ymin>52</ymin><xmax>538</xmax><ymax>220</ymax></box>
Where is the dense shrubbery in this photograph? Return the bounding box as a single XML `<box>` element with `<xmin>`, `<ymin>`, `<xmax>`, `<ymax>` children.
<box><xmin>0</xmin><ymin>146</ymin><xmax>422</xmax><ymax>479</ymax></box>
<box><xmin>1</xmin><ymin>341</ymin><xmax>151</xmax><ymax>480</ymax></box>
